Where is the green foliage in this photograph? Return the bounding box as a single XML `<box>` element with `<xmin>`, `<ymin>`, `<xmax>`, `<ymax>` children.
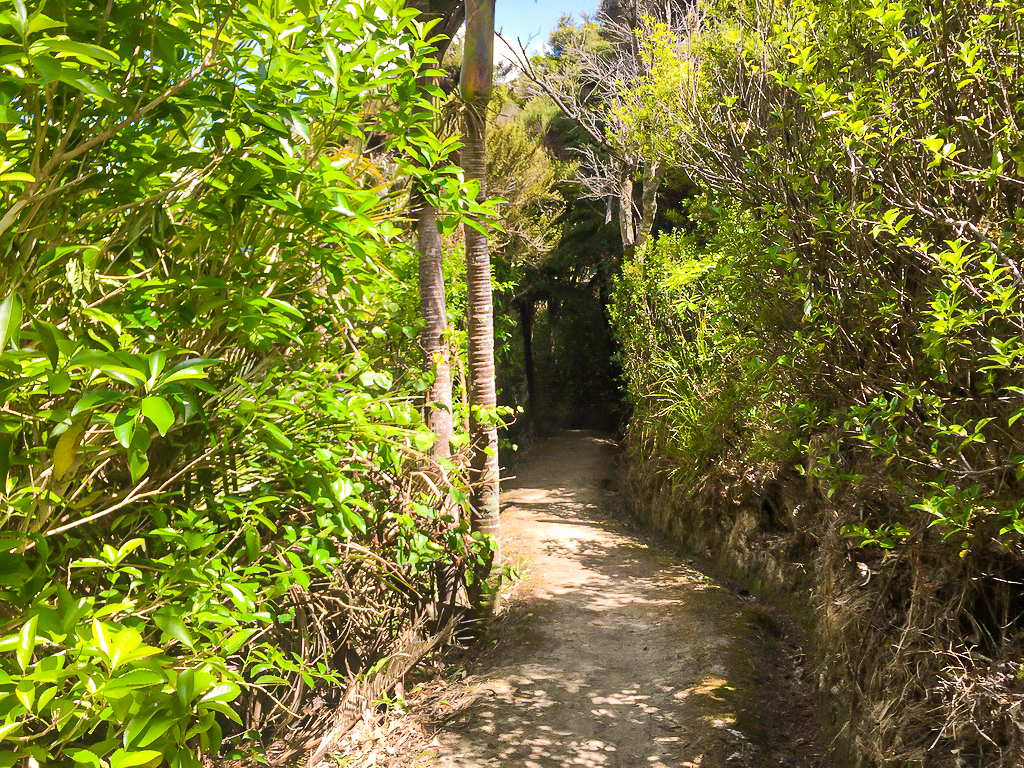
<box><xmin>840</xmin><ymin>521</ymin><xmax>911</xmax><ymax>550</ymax></box>
<box><xmin>612</xmin><ymin>202</ymin><xmax>789</xmax><ymax>467</ymax></box>
<box><xmin>606</xmin><ymin>22</ymin><xmax>700</xmax><ymax>160</ymax></box>
<box><xmin>0</xmin><ymin>1</ymin><xmax>494</xmax><ymax>765</ymax></box>
<box><xmin>540</xmin><ymin>16</ymin><xmax>608</xmax><ymax>73</ymax></box>
<box><xmin>613</xmin><ymin>0</ymin><xmax>1024</xmax><ymax>556</ymax></box>
<box><xmin>486</xmin><ymin>113</ymin><xmax>569</xmax><ymax>265</ymax></box>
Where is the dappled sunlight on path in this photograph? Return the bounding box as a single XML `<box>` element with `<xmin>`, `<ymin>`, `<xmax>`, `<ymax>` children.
<box><xmin>424</xmin><ymin>431</ymin><xmax>824</xmax><ymax>768</ymax></box>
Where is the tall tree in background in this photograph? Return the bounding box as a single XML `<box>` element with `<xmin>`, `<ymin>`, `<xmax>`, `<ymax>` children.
<box><xmin>599</xmin><ymin>0</ymin><xmax>687</xmax><ymax>26</ymax></box>
<box><xmin>513</xmin><ymin>7</ymin><xmax>690</xmax><ymax>260</ymax></box>
<box><xmin>461</xmin><ymin>0</ymin><xmax>500</xmax><ymax>540</ymax></box>
<box><xmin>409</xmin><ymin>1</ymin><xmax>465</xmax><ymax>459</ymax></box>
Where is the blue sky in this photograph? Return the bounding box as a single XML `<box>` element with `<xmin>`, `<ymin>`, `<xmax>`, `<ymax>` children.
<box><xmin>495</xmin><ymin>0</ymin><xmax>599</xmax><ymax>52</ymax></box>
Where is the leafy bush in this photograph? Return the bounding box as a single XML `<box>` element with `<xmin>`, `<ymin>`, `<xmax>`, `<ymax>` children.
<box><xmin>614</xmin><ymin>0</ymin><xmax>1024</xmax><ymax>555</ymax></box>
<box><xmin>611</xmin><ymin>202</ymin><xmax>792</xmax><ymax>469</ymax></box>
<box><xmin>0</xmin><ymin>1</ymin><xmax>493</xmax><ymax>765</ymax></box>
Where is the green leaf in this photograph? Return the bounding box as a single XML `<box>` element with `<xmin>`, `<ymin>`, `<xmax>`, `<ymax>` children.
<box><xmin>109</xmin><ymin>753</ymin><xmax>159</xmax><ymax>768</ymax></box>
<box><xmin>124</xmin><ymin>700</ymin><xmax>178</xmax><ymax>749</ymax></box>
<box><xmin>128</xmin><ymin>450</ymin><xmax>149</xmax><ymax>482</ymax></box>
<box><xmin>200</xmin><ymin>682</ymin><xmax>240</xmax><ymax>703</ymax></box>
<box><xmin>261</xmin><ymin>422</ymin><xmax>292</xmax><ymax>450</ymax></box>
<box><xmin>464</xmin><ymin>217</ymin><xmax>489</xmax><ymax>236</ymax></box>
<box><xmin>9</xmin><ymin>0</ymin><xmax>27</xmax><ymax>35</ymax></box>
<box><xmin>26</xmin><ymin>13</ymin><xmax>63</xmax><ymax>35</ymax></box>
<box><xmin>101</xmin><ymin>668</ymin><xmax>166</xmax><ymax>695</ymax></box>
<box><xmin>343</xmin><ymin>507</ymin><xmax>367</xmax><ymax>534</ymax></box>
<box><xmin>92</xmin><ymin>618</ymin><xmax>111</xmax><ymax>656</ymax></box>
<box><xmin>222</xmin><ymin>628</ymin><xmax>257</xmax><ymax>655</ymax></box>
<box><xmin>71</xmin><ymin>390</ymin><xmax>122</xmax><ymax>416</ymax></box>
<box><xmin>64</xmin><ymin>748</ymin><xmax>101</xmax><ymax>767</ymax></box>
<box><xmin>153</xmin><ymin>613</ymin><xmax>194</xmax><ymax>649</ymax></box>
<box><xmin>108</xmin><ymin>627</ymin><xmax>146</xmax><ymax>669</ymax></box>
<box><xmin>110</xmin><ymin>749</ymin><xmax>162</xmax><ymax>768</ymax></box>
<box><xmin>47</xmin><ymin>372</ymin><xmax>71</xmax><ymax>393</ymax></box>
<box><xmin>201</xmin><ymin>718</ymin><xmax>223</xmax><ymax>754</ymax></box>
<box><xmin>140</xmin><ymin>396</ymin><xmax>174</xmax><ymax>436</ymax></box>
<box><xmin>70</xmin><ymin>351</ymin><xmax>149</xmax><ymax>386</ymax></box>
<box><xmin>75</xmin><ymin>72</ymin><xmax>118</xmax><ymax>102</ymax></box>
<box><xmin>54</xmin><ymin>419</ymin><xmax>86</xmax><ymax>479</ymax></box>
<box><xmin>32</xmin><ymin>38</ymin><xmax>120</xmax><ymax>66</ymax></box>
<box><xmin>113</xmin><ymin>409</ymin><xmax>137</xmax><ymax>449</ymax></box>
<box><xmin>0</xmin><ymin>293</ymin><xmax>22</xmax><ymax>349</ymax></box>
<box><xmin>147</xmin><ymin>351</ymin><xmax>166</xmax><ymax>387</ymax></box>
<box><xmin>33</xmin><ymin>319</ymin><xmax>60</xmax><ymax>368</ymax></box>
<box><xmin>329</xmin><ymin>476</ymin><xmax>353</xmax><ymax>505</ymax></box>
<box><xmin>127</xmin><ymin>428</ymin><xmax>151</xmax><ymax>483</ymax></box>
<box><xmin>131</xmin><ymin>716</ymin><xmax>175</xmax><ymax>748</ymax></box>
<box><xmin>159</xmin><ymin>358</ymin><xmax>219</xmax><ymax>385</ymax></box>
<box><xmin>16</xmin><ymin>614</ymin><xmax>38</xmax><ymax>672</ymax></box>
<box><xmin>31</xmin><ymin>53</ymin><xmax>70</xmax><ymax>84</ymax></box>
<box><xmin>176</xmin><ymin>668</ymin><xmax>195</xmax><ymax>709</ymax></box>
<box><xmin>197</xmin><ymin>699</ymin><xmax>242</xmax><ymax>724</ymax></box>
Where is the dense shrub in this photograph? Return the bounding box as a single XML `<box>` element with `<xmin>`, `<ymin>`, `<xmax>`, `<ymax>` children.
<box><xmin>0</xmin><ymin>1</ymin><xmax>493</xmax><ymax>765</ymax></box>
<box><xmin>618</xmin><ymin>0</ymin><xmax>1024</xmax><ymax>549</ymax></box>
<box><xmin>611</xmin><ymin>203</ymin><xmax>790</xmax><ymax>467</ymax></box>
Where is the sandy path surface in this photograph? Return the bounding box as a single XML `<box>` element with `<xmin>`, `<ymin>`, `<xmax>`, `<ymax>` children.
<box><xmin>424</xmin><ymin>431</ymin><xmax>825</xmax><ymax>768</ymax></box>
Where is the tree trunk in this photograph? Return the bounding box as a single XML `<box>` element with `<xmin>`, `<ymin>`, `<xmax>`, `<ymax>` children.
<box><xmin>617</xmin><ymin>160</ymin><xmax>637</xmax><ymax>260</ymax></box>
<box><xmin>408</xmin><ymin>1</ymin><xmax>464</xmax><ymax>459</ymax></box>
<box><xmin>417</xmin><ymin>200</ymin><xmax>453</xmax><ymax>459</ymax></box>
<box><xmin>461</xmin><ymin>0</ymin><xmax>499</xmax><ymax>541</ymax></box>
<box><xmin>519</xmin><ymin>301</ymin><xmax>536</xmax><ymax>427</ymax></box>
<box><xmin>618</xmin><ymin>158</ymin><xmax>664</xmax><ymax>260</ymax></box>
<box><xmin>635</xmin><ymin>159</ymin><xmax>664</xmax><ymax>253</ymax></box>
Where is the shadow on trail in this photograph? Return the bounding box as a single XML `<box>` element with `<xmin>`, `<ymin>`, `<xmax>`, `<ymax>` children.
<box><xmin>434</xmin><ymin>589</ymin><xmax>743</xmax><ymax>767</ymax></box>
<box><xmin>427</xmin><ymin>432</ymin><xmax>824</xmax><ymax>768</ymax></box>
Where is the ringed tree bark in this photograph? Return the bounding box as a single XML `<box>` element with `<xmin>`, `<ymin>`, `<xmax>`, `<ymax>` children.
<box><xmin>417</xmin><ymin>201</ymin><xmax>453</xmax><ymax>459</ymax></box>
<box><xmin>408</xmin><ymin>1</ymin><xmax>465</xmax><ymax>459</ymax></box>
<box><xmin>461</xmin><ymin>0</ymin><xmax>500</xmax><ymax>540</ymax></box>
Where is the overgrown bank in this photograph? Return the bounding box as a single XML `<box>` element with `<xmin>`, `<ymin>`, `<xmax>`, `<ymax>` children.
<box><xmin>610</xmin><ymin>0</ymin><xmax>1024</xmax><ymax>765</ymax></box>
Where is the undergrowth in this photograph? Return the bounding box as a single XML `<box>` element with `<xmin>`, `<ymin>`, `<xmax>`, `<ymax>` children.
<box><xmin>0</xmin><ymin>2</ymin><xmax>497</xmax><ymax>766</ymax></box>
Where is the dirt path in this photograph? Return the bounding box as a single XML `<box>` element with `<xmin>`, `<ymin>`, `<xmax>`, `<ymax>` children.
<box><xmin>421</xmin><ymin>431</ymin><xmax>827</xmax><ymax>768</ymax></box>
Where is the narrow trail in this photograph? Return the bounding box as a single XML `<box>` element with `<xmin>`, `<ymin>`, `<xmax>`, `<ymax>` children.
<box><xmin>424</xmin><ymin>431</ymin><xmax>826</xmax><ymax>768</ymax></box>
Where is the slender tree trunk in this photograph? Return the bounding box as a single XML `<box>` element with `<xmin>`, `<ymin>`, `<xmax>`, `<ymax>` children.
<box><xmin>617</xmin><ymin>160</ymin><xmax>637</xmax><ymax>260</ymax></box>
<box><xmin>408</xmin><ymin>2</ymin><xmax>463</xmax><ymax>460</ymax></box>
<box><xmin>461</xmin><ymin>0</ymin><xmax>499</xmax><ymax>540</ymax></box>
<box><xmin>519</xmin><ymin>301</ymin><xmax>536</xmax><ymax>427</ymax></box>
<box><xmin>635</xmin><ymin>159</ymin><xmax>664</xmax><ymax>253</ymax></box>
<box><xmin>417</xmin><ymin>199</ymin><xmax>452</xmax><ymax>458</ymax></box>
